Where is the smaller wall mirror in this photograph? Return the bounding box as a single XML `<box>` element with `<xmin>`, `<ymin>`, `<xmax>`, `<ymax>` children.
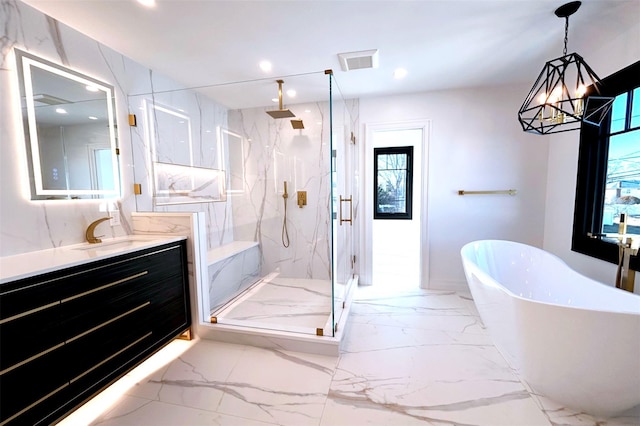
<box><xmin>15</xmin><ymin>49</ymin><xmax>120</xmax><ymax>200</ymax></box>
<box><xmin>145</xmin><ymin>99</ymin><xmax>226</xmax><ymax>205</ymax></box>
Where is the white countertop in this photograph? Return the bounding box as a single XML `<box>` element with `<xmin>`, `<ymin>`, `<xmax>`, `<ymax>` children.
<box><xmin>0</xmin><ymin>235</ymin><xmax>187</xmax><ymax>284</ymax></box>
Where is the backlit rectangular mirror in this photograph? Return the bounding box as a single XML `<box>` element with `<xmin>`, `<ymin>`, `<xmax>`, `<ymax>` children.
<box><xmin>14</xmin><ymin>49</ymin><xmax>120</xmax><ymax>200</ymax></box>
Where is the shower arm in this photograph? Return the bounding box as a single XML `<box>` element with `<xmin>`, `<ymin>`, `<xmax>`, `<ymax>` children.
<box><xmin>277</xmin><ymin>79</ymin><xmax>284</xmax><ymax>110</ymax></box>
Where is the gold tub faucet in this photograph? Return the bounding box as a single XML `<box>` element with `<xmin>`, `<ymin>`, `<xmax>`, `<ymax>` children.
<box><xmin>86</xmin><ymin>217</ymin><xmax>111</xmax><ymax>244</ymax></box>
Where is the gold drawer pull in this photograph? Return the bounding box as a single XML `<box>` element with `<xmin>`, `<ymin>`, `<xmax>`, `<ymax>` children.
<box><xmin>62</xmin><ymin>271</ymin><xmax>148</xmax><ymax>303</ymax></box>
<box><xmin>0</xmin><ymin>271</ymin><xmax>148</xmax><ymax>326</ymax></box>
<box><xmin>66</xmin><ymin>302</ymin><xmax>150</xmax><ymax>343</ymax></box>
<box><xmin>0</xmin><ymin>382</ymin><xmax>69</xmax><ymax>426</ymax></box>
<box><xmin>0</xmin><ymin>302</ymin><xmax>150</xmax><ymax>377</ymax></box>
<box><xmin>0</xmin><ymin>342</ymin><xmax>65</xmax><ymax>376</ymax></box>
<box><xmin>0</xmin><ymin>300</ymin><xmax>59</xmax><ymax>325</ymax></box>
<box><xmin>70</xmin><ymin>332</ymin><xmax>152</xmax><ymax>384</ymax></box>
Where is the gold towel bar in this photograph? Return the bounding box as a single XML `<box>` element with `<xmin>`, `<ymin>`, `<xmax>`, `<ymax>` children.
<box><xmin>458</xmin><ymin>189</ymin><xmax>517</xmax><ymax>196</ymax></box>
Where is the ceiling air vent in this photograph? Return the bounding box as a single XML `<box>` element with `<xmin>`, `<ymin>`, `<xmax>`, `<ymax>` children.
<box><xmin>337</xmin><ymin>49</ymin><xmax>379</xmax><ymax>72</ymax></box>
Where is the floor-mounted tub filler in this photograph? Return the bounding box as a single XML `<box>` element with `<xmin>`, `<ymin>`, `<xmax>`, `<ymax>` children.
<box><xmin>461</xmin><ymin>240</ymin><xmax>640</xmax><ymax>418</ymax></box>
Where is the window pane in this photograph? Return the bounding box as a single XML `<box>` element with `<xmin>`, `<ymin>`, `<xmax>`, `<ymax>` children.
<box><xmin>631</xmin><ymin>87</ymin><xmax>640</xmax><ymax>129</ymax></box>
<box><xmin>374</xmin><ymin>146</ymin><xmax>413</xmax><ymax>220</ymax></box>
<box><xmin>378</xmin><ymin>153</ymin><xmax>406</xmax><ymax>170</ymax></box>
<box><xmin>610</xmin><ymin>92</ymin><xmax>628</xmax><ymax>133</ymax></box>
<box><xmin>602</xmin><ymin>129</ymin><xmax>640</xmax><ymax>236</ymax></box>
<box><xmin>377</xmin><ymin>170</ymin><xmax>407</xmax><ymax>214</ymax></box>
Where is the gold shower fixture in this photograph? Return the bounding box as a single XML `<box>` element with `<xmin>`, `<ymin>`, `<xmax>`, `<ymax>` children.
<box><xmin>266</xmin><ymin>80</ymin><xmax>296</xmax><ymax>119</ymax></box>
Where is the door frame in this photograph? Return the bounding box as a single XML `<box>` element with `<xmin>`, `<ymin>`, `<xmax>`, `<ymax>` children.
<box><xmin>361</xmin><ymin>120</ymin><xmax>430</xmax><ymax>288</ymax></box>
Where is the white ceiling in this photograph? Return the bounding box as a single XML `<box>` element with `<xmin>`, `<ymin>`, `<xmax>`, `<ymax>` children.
<box><xmin>20</xmin><ymin>0</ymin><xmax>640</xmax><ymax>109</ymax></box>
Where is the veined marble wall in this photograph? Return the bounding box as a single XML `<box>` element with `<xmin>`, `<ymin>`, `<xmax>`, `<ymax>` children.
<box><xmin>1</xmin><ymin>0</ymin><xmax>133</xmax><ymax>255</ymax></box>
<box><xmin>1</xmin><ymin>0</ymin><xmax>235</xmax><ymax>257</ymax></box>
<box><xmin>228</xmin><ymin>101</ymin><xmax>333</xmax><ymax>280</ymax></box>
<box><xmin>1</xmin><ymin>0</ymin><xmax>231</xmax><ymax>256</ymax></box>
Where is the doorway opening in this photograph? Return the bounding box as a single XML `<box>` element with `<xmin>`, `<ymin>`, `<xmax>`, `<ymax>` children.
<box><xmin>364</xmin><ymin>122</ymin><xmax>428</xmax><ymax>289</ymax></box>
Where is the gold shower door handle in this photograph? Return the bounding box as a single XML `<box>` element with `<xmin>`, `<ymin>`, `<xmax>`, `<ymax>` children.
<box><xmin>339</xmin><ymin>196</ymin><xmax>352</xmax><ymax>226</ymax></box>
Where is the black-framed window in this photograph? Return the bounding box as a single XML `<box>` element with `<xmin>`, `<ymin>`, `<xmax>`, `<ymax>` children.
<box><xmin>572</xmin><ymin>60</ymin><xmax>640</xmax><ymax>271</ymax></box>
<box><xmin>374</xmin><ymin>146</ymin><xmax>413</xmax><ymax>220</ymax></box>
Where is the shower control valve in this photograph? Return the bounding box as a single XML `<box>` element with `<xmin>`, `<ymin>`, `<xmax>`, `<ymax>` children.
<box><xmin>297</xmin><ymin>191</ymin><xmax>307</xmax><ymax>208</ymax></box>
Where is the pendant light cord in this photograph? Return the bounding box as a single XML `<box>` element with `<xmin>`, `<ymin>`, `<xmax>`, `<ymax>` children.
<box><xmin>563</xmin><ymin>16</ymin><xmax>569</xmax><ymax>56</ymax></box>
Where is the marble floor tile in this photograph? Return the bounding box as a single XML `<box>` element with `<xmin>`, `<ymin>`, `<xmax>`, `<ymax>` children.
<box><xmin>215</xmin><ymin>346</ymin><xmax>337</xmax><ymax>425</ymax></box>
<box><xmin>125</xmin><ymin>340</ymin><xmax>249</xmax><ymax>413</ymax></box>
<box><xmin>68</xmin><ymin>286</ymin><xmax>640</xmax><ymax>426</ymax></box>
<box><xmin>93</xmin><ymin>396</ymin><xmax>273</xmax><ymax>425</ymax></box>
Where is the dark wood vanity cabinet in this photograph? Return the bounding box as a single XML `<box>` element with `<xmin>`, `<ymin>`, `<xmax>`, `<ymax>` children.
<box><xmin>0</xmin><ymin>240</ymin><xmax>191</xmax><ymax>425</ymax></box>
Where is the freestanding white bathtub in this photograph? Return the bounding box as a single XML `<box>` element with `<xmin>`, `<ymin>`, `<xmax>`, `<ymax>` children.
<box><xmin>461</xmin><ymin>240</ymin><xmax>640</xmax><ymax>418</ymax></box>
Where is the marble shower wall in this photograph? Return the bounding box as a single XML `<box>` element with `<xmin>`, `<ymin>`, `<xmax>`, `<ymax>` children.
<box><xmin>228</xmin><ymin>100</ymin><xmax>334</xmax><ymax>280</ymax></box>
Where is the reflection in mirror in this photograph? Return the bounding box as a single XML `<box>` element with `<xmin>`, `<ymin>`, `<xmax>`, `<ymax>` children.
<box><xmin>148</xmin><ymin>103</ymin><xmax>194</xmax><ymax>167</ymax></box>
<box><xmin>14</xmin><ymin>49</ymin><xmax>120</xmax><ymax>200</ymax></box>
<box><xmin>145</xmin><ymin>100</ymin><xmax>225</xmax><ymax>205</ymax></box>
<box><xmin>220</xmin><ymin>128</ymin><xmax>245</xmax><ymax>194</ymax></box>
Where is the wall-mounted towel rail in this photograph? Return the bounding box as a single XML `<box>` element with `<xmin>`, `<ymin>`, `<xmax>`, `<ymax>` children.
<box><xmin>458</xmin><ymin>189</ymin><xmax>517</xmax><ymax>196</ymax></box>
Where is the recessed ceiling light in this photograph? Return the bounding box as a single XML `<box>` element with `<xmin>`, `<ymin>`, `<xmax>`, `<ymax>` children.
<box><xmin>394</xmin><ymin>68</ymin><xmax>408</xmax><ymax>79</ymax></box>
<box><xmin>259</xmin><ymin>60</ymin><xmax>272</xmax><ymax>72</ymax></box>
<box><xmin>88</xmin><ymin>116</ymin><xmax>98</xmax><ymax>120</ymax></box>
<box><xmin>286</xmin><ymin>89</ymin><xmax>296</xmax><ymax>98</ymax></box>
<box><xmin>55</xmin><ymin>108</ymin><xmax>67</xmax><ymax>114</ymax></box>
<box><xmin>271</xmin><ymin>98</ymin><xmax>279</xmax><ymax>103</ymax></box>
<box><xmin>136</xmin><ymin>0</ymin><xmax>156</xmax><ymax>7</ymax></box>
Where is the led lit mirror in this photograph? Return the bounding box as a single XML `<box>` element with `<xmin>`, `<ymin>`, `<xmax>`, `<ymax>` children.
<box><xmin>15</xmin><ymin>49</ymin><xmax>120</xmax><ymax>200</ymax></box>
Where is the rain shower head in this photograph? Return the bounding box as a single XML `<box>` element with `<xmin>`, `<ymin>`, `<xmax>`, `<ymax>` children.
<box><xmin>266</xmin><ymin>79</ymin><xmax>296</xmax><ymax>119</ymax></box>
<box><xmin>291</xmin><ymin>119</ymin><xmax>304</xmax><ymax>129</ymax></box>
<box><xmin>267</xmin><ymin>109</ymin><xmax>296</xmax><ymax>119</ymax></box>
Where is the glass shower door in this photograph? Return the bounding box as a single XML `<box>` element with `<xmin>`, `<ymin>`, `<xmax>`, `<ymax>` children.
<box><xmin>331</xmin><ymin>73</ymin><xmax>357</xmax><ymax>333</ymax></box>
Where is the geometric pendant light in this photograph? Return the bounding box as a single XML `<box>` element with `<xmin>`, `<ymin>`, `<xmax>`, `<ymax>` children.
<box><xmin>518</xmin><ymin>1</ymin><xmax>614</xmax><ymax>135</ymax></box>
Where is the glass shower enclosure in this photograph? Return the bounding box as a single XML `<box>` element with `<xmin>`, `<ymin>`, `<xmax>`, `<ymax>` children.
<box><xmin>131</xmin><ymin>70</ymin><xmax>358</xmax><ymax>338</ymax></box>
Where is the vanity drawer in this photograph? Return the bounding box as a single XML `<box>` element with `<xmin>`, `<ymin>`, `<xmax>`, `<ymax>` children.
<box><xmin>0</xmin><ymin>302</ymin><xmax>64</xmax><ymax>374</ymax></box>
<box><xmin>53</xmin><ymin>244</ymin><xmax>184</xmax><ymax>302</ymax></box>
<box><xmin>62</xmin><ymin>304</ymin><xmax>154</xmax><ymax>384</ymax></box>
<box><xmin>0</xmin><ymin>342</ymin><xmax>68</xmax><ymax>424</ymax></box>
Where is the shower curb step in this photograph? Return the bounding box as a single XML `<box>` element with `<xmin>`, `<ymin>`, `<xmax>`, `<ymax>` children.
<box><xmin>196</xmin><ymin>322</ymin><xmax>343</xmax><ymax>356</ymax></box>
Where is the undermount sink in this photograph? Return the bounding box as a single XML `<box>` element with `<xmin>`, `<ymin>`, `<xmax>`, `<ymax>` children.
<box><xmin>72</xmin><ymin>237</ymin><xmax>156</xmax><ymax>251</ymax></box>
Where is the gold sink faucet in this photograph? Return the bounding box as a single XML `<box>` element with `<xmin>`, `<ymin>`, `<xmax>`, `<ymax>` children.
<box><xmin>86</xmin><ymin>217</ymin><xmax>111</xmax><ymax>244</ymax></box>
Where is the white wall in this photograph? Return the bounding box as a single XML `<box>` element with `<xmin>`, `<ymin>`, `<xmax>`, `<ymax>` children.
<box><xmin>543</xmin><ymin>19</ymin><xmax>640</xmax><ymax>287</ymax></box>
<box><xmin>360</xmin><ymin>85</ymin><xmax>549</xmax><ymax>289</ymax></box>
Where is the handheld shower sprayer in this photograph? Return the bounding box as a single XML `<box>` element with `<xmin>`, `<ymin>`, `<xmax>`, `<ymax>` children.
<box><xmin>282</xmin><ymin>181</ymin><xmax>290</xmax><ymax>248</ymax></box>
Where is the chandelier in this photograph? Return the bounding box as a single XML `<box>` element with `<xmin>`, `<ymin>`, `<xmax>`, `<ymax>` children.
<box><xmin>518</xmin><ymin>1</ymin><xmax>613</xmax><ymax>135</ymax></box>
